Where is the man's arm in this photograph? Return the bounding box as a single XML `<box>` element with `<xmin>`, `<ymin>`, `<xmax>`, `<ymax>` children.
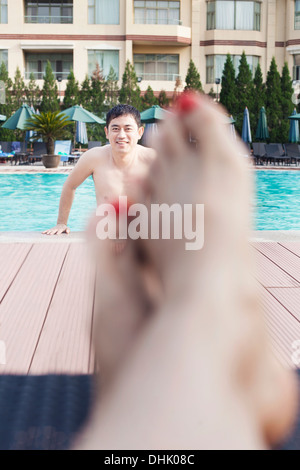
<box><xmin>42</xmin><ymin>149</ymin><xmax>98</xmax><ymax>235</ymax></box>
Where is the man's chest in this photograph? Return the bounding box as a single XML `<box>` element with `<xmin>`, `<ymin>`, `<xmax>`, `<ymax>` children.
<box><xmin>92</xmin><ymin>168</ymin><xmax>132</xmax><ymax>202</ymax></box>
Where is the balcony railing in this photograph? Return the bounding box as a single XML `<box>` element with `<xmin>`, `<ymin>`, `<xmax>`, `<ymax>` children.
<box><xmin>134</xmin><ymin>17</ymin><xmax>182</xmax><ymax>25</ymax></box>
<box><xmin>137</xmin><ymin>72</ymin><xmax>180</xmax><ymax>81</ymax></box>
<box><xmin>24</xmin><ymin>71</ymin><xmax>70</xmax><ymax>80</ymax></box>
<box><xmin>24</xmin><ymin>15</ymin><xmax>73</xmax><ymax>24</ymax></box>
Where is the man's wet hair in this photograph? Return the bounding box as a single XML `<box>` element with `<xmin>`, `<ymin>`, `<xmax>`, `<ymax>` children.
<box><xmin>106</xmin><ymin>104</ymin><xmax>142</xmax><ymax>128</ymax></box>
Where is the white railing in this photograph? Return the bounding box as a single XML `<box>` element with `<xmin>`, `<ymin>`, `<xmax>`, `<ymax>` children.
<box><xmin>24</xmin><ymin>15</ymin><xmax>73</xmax><ymax>24</ymax></box>
<box><xmin>134</xmin><ymin>16</ymin><xmax>181</xmax><ymax>25</ymax></box>
<box><xmin>24</xmin><ymin>71</ymin><xmax>70</xmax><ymax>80</ymax></box>
<box><xmin>138</xmin><ymin>72</ymin><xmax>180</xmax><ymax>81</ymax></box>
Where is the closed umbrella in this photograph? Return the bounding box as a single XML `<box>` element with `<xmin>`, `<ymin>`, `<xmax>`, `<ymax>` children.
<box><xmin>142</xmin><ymin>123</ymin><xmax>159</xmax><ymax>147</ymax></box>
<box><xmin>76</xmin><ymin>120</ymin><xmax>88</xmax><ymax>145</ymax></box>
<box><xmin>2</xmin><ymin>103</ymin><xmax>34</xmax><ymax>130</ymax></box>
<box><xmin>288</xmin><ymin>108</ymin><xmax>299</xmax><ymax>143</ymax></box>
<box><xmin>229</xmin><ymin>115</ymin><xmax>236</xmax><ymax>140</ymax></box>
<box><xmin>255</xmin><ymin>107</ymin><xmax>269</xmax><ymax>141</ymax></box>
<box><xmin>25</xmin><ymin>105</ymin><xmax>36</xmax><ymax>142</ymax></box>
<box><xmin>241</xmin><ymin>107</ymin><xmax>252</xmax><ymax>144</ymax></box>
<box><xmin>140</xmin><ymin>105</ymin><xmax>172</xmax><ymax>123</ymax></box>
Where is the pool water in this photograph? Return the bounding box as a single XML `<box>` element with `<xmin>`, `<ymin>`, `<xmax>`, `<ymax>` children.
<box><xmin>254</xmin><ymin>170</ymin><xmax>300</xmax><ymax>230</ymax></box>
<box><xmin>0</xmin><ymin>171</ymin><xmax>299</xmax><ymax>232</ymax></box>
<box><xmin>0</xmin><ymin>174</ymin><xmax>96</xmax><ymax>232</ymax></box>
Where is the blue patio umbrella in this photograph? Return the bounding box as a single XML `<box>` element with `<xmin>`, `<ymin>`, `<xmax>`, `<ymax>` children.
<box><xmin>288</xmin><ymin>108</ymin><xmax>299</xmax><ymax>143</ymax></box>
<box><xmin>241</xmin><ymin>107</ymin><xmax>252</xmax><ymax>144</ymax></box>
<box><xmin>76</xmin><ymin>120</ymin><xmax>88</xmax><ymax>145</ymax></box>
<box><xmin>140</xmin><ymin>105</ymin><xmax>172</xmax><ymax>123</ymax></box>
<box><xmin>2</xmin><ymin>103</ymin><xmax>34</xmax><ymax>130</ymax></box>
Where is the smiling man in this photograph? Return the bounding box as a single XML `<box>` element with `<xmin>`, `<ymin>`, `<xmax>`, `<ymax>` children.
<box><xmin>43</xmin><ymin>104</ymin><xmax>156</xmax><ymax>236</ymax></box>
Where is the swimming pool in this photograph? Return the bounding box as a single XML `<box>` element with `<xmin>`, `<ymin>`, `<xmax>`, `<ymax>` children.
<box><xmin>254</xmin><ymin>170</ymin><xmax>300</xmax><ymax>230</ymax></box>
<box><xmin>0</xmin><ymin>171</ymin><xmax>299</xmax><ymax>231</ymax></box>
<box><xmin>0</xmin><ymin>173</ymin><xmax>96</xmax><ymax>232</ymax></box>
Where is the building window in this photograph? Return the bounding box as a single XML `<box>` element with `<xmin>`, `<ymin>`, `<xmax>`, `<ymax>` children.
<box><xmin>206</xmin><ymin>54</ymin><xmax>259</xmax><ymax>83</ymax></box>
<box><xmin>88</xmin><ymin>0</ymin><xmax>119</xmax><ymax>24</ymax></box>
<box><xmin>207</xmin><ymin>1</ymin><xmax>261</xmax><ymax>31</ymax></box>
<box><xmin>0</xmin><ymin>0</ymin><xmax>7</xmax><ymax>23</ymax></box>
<box><xmin>88</xmin><ymin>50</ymin><xmax>119</xmax><ymax>79</ymax></box>
<box><xmin>134</xmin><ymin>54</ymin><xmax>179</xmax><ymax>81</ymax></box>
<box><xmin>0</xmin><ymin>50</ymin><xmax>8</xmax><ymax>69</ymax></box>
<box><xmin>24</xmin><ymin>1</ymin><xmax>73</xmax><ymax>24</ymax></box>
<box><xmin>293</xmin><ymin>55</ymin><xmax>300</xmax><ymax>79</ymax></box>
<box><xmin>134</xmin><ymin>0</ymin><xmax>180</xmax><ymax>25</ymax></box>
<box><xmin>25</xmin><ymin>53</ymin><xmax>73</xmax><ymax>79</ymax></box>
<box><xmin>295</xmin><ymin>1</ymin><xmax>300</xmax><ymax>29</ymax></box>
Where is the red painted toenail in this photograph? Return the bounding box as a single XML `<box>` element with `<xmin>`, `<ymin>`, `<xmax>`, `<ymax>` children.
<box><xmin>176</xmin><ymin>91</ymin><xmax>201</xmax><ymax>114</ymax></box>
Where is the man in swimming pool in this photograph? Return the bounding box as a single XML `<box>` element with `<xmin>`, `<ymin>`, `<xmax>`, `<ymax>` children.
<box><xmin>42</xmin><ymin>104</ymin><xmax>156</xmax><ymax>237</ymax></box>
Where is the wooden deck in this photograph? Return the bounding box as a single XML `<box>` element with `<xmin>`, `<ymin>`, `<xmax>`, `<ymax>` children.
<box><xmin>0</xmin><ymin>238</ymin><xmax>300</xmax><ymax>374</ymax></box>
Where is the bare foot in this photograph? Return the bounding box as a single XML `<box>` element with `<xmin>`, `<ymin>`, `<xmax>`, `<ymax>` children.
<box><xmin>76</xmin><ymin>93</ymin><xmax>298</xmax><ymax>450</ymax></box>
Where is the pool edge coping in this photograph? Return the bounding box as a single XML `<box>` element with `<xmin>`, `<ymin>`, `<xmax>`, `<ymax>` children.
<box><xmin>1</xmin><ymin>231</ymin><xmax>300</xmax><ymax>243</ymax></box>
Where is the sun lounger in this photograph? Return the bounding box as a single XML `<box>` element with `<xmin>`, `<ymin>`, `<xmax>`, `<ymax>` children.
<box><xmin>0</xmin><ymin>142</ymin><xmax>13</xmax><ymax>164</ymax></box>
<box><xmin>284</xmin><ymin>143</ymin><xmax>300</xmax><ymax>165</ymax></box>
<box><xmin>0</xmin><ymin>141</ymin><xmax>12</xmax><ymax>153</ymax></box>
<box><xmin>265</xmin><ymin>143</ymin><xmax>290</xmax><ymax>165</ymax></box>
<box><xmin>0</xmin><ymin>371</ymin><xmax>300</xmax><ymax>449</ymax></box>
<box><xmin>29</xmin><ymin>142</ymin><xmax>47</xmax><ymax>164</ymax></box>
<box><xmin>54</xmin><ymin>140</ymin><xmax>73</xmax><ymax>166</ymax></box>
<box><xmin>88</xmin><ymin>141</ymin><xmax>102</xmax><ymax>149</ymax></box>
<box><xmin>11</xmin><ymin>142</ymin><xmax>30</xmax><ymax>165</ymax></box>
<box><xmin>252</xmin><ymin>142</ymin><xmax>267</xmax><ymax>165</ymax></box>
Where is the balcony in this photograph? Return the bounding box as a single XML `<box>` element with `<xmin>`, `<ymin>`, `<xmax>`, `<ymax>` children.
<box><xmin>126</xmin><ymin>24</ymin><xmax>191</xmax><ymax>46</ymax></box>
<box><xmin>24</xmin><ymin>71</ymin><xmax>70</xmax><ymax>80</ymax></box>
<box><xmin>24</xmin><ymin>15</ymin><xmax>73</xmax><ymax>24</ymax></box>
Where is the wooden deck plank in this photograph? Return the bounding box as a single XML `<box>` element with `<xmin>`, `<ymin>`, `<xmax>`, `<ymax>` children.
<box><xmin>279</xmin><ymin>242</ymin><xmax>300</xmax><ymax>258</ymax></box>
<box><xmin>0</xmin><ymin>243</ymin><xmax>69</xmax><ymax>374</ymax></box>
<box><xmin>29</xmin><ymin>243</ymin><xmax>96</xmax><ymax>375</ymax></box>
<box><xmin>0</xmin><ymin>243</ymin><xmax>32</xmax><ymax>303</ymax></box>
<box><xmin>251</xmin><ymin>245</ymin><xmax>300</xmax><ymax>288</ymax></box>
<box><xmin>0</xmin><ymin>240</ymin><xmax>300</xmax><ymax>374</ymax></box>
<box><xmin>268</xmin><ymin>287</ymin><xmax>300</xmax><ymax>323</ymax></box>
<box><xmin>253</xmin><ymin>242</ymin><xmax>300</xmax><ymax>283</ymax></box>
<box><xmin>259</xmin><ymin>288</ymin><xmax>300</xmax><ymax>369</ymax></box>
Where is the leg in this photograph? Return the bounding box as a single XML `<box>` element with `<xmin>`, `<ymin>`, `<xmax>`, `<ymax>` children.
<box><xmin>76</xmin><ymin>94</ymin><xmax>298</xmax><ymax>450</ymax></box>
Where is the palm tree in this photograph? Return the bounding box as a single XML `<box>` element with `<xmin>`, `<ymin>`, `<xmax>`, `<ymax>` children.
<box><xmin>25</xmin><ymin>111</ymin><xmax>72</xmax><ymax>155</ymax></box>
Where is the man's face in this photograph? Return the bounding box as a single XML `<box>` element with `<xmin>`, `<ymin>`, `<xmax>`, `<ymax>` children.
<box><xmin>105</xmin><ymin>114</ymin><xmax>144</xmax><ymax>156</ymax></box>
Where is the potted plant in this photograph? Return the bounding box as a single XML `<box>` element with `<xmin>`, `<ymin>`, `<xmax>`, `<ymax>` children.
<box><xmin>25</xmin><ymin>111</ymin><xmax>72</xmax><ymax>168</ymax></box>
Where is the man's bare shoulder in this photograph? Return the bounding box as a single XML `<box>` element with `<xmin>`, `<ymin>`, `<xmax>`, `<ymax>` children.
<box><xmin>77</xmin><ymin>145</ymin><xmax>110</xmax><ymax>171</ymax></box>
<box><xmin>137</xmin><ymin>144</ymin><xmax>157</xmax><ymax>164</ymax></box>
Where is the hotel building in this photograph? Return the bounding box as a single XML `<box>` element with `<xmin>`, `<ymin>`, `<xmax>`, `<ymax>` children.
<box><xmin>0</xmin><ymin>0</ymin><xmax>300</xmax><ymax>98</ymax></box>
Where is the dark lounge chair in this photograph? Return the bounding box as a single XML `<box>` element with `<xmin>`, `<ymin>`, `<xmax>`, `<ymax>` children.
<box><xmin>0</xmin><ymin>142</ymin><xmax>12</xmax><ymax>164</ymax></box>
<box><xmin>284</xmin><ymin>143</ymin><xmax>300</xmax><ymax>166</ymax></box>
<box><xmin>0</xmin><ymin>141</ymin><xmax>12</xmax><ymax>153</ymax></box>
<box><xmin>0</xmin><ymin>371</ymin><xmax>300</xmax><ymax>449</ymax></box>
<box><xmin>264</xmin><ymin>143</ymin><xmax>290</xmax><ymax>165</ymax></box>
<box><xmin>88</xmin><ymin>141</ymin><xmax>102</xmax><ymax>149</ymax></box>
<box><xmin>29</xmin><ymin>142</ymin><xmax>47</xmax><ymax>164</ymax></box>
<box><xmin>11</xmin><ymin>141</ymin><xmax>30</xmax><ymax>165</ymax></box>
<box><xmin>252</xmin><ymin>142</ymin><xmax>267</xmax><ymax>165</ymax></box>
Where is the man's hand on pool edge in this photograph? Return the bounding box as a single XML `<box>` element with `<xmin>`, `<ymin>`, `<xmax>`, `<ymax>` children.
<box><xmin>42</xmin><ymin>224</ymin><xmax>70</xmax><ymax>235</ymax></box>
